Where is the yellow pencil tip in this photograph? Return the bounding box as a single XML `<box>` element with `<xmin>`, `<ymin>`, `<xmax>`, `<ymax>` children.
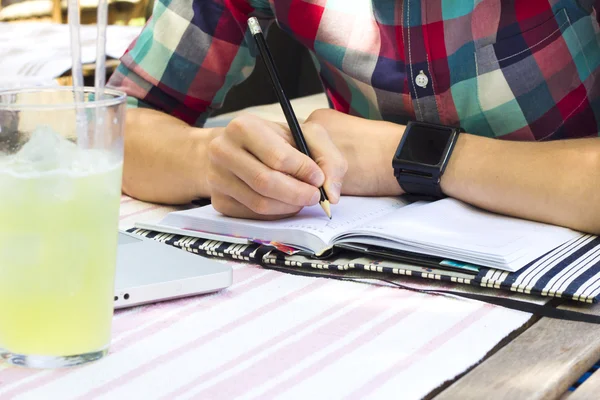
<box><xmin>320</xmin><ymin>200</ymin><xmax>332</xmax><ymax>219</ymax></box>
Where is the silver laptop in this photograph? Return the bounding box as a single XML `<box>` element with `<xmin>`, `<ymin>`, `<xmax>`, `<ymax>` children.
<box><xmin>113</xmin><ymin>231</ymin><xmax>233</xmax><ymax>309</ymax></box>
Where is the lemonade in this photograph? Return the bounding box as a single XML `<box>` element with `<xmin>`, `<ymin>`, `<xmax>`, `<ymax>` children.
<box><xmin>0</xmin><ymin>129</ymin><xmax>122</xmax><ymax>359</ymax></box>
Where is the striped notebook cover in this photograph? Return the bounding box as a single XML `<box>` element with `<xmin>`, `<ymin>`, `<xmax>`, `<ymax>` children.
<box><xmin>127</xmin><ymin>229</ymin><xmax>600</xmax><ymax>304</ymax></box>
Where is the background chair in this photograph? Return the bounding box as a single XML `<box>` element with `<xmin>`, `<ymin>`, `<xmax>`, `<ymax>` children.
<box><xmin>0</xmin><ymin>0</ymin><xmax>151</xmax><ymax>24</ymax></box>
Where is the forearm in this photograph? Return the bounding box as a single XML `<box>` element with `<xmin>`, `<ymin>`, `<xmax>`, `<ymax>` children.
<box><xmin>307</xmin><ymin>109</ymin><xmax>600</xmax><ymax>234</ymax></box>
<box><xmin>442</xmin><ymin>135</ymin><xmax>600</xmax><ymax>234</ymax></box>
<box><xmin>122</xmin><ymin>108</ymin><xmax>217</xmax><ymax>204</ymax></box>
<box><xmin>306</xmin><ymin>110</ymin><xmax>404</xmax><ymax>197</ymax></box>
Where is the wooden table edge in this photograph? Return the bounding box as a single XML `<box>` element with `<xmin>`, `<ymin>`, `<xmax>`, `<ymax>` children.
<box><xmin>433</xmin><ymin>301</ymin><xmax>600</xmax><ymax>400</ymax></box>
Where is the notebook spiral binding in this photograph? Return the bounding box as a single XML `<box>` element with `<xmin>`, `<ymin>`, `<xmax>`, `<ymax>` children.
<box><xmin>127</xmin><ymin>228</ymin><xmax>600</xmax><ymax>324</ymax></box>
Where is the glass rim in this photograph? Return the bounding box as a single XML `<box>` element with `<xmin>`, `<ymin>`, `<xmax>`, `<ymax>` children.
<box><xmin>0</xmin><ymin>86</ymin><xmax>127</xmax><ymax>111</ymax></box>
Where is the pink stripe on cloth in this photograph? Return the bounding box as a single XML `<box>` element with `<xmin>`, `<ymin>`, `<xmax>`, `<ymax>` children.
<box><xmin>253</xmin><ymin>295</ymin><xmax>422</xmax><ymax>399</ymax></box>
<box><xmin>120</xmin><ymin>197</ymin><xmax>136</xmax><ymax>205</ymax></box>
<box><xmin>344</xmin><ymin>304</ymin><xmax>495</xmax><ymax>400</ymax></box>
<box><xmin>119</xmin><ymin>204</ymin><xmax>163</xmax><ymax>220</ymax></box>
<box><xmin>192</xmin><ymin>289</ymin><xmax>416</xmax><ymax>400</ymax></box>
<box><xmin>2</xmin><ymin>266</ymin><xmax>273</xmax><ymax>399</ymax></box>
<box><xmin>75</xmin><ymin>277</ymin><xmax>330</xmax><ymax>400</ymax></box>
<box><xmin>0</xmin><ymin>368</ymin><xmax>48</xmax><ymax>393</ymax></box>
<box><xmin>160</xmin><ymin>284</ymin><xmax>382</xmax><ymax>400</ymax></box>
<box><xmin>109</xmin><ymin>269</ymin><xmax>273</xmax><ymax>354</ymax></box>
<box><xmin>110</xmin><ymin>265</ymin><xmax>258</xmax><ymax>338</ymax></box>
<box><xmin>0</xmin><ymin>369</ymin><xmax>71</xmax><ymax>400</ymax></box>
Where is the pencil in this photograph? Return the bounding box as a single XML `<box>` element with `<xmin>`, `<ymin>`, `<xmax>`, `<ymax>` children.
<box><xmin>247</xmin><ymin>17</ymin><xmax>332</xmax><ymax>219</ymax></box>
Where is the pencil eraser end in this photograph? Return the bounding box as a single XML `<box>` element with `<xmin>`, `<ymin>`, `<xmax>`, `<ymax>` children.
<box><xmin>248</xmin><ymin>17</ymin><xmax>262</xmax><ymax>35</ymax></box>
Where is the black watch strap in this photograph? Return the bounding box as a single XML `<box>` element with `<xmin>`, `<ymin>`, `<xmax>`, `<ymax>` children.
<box><xmin>395</xmin><ymin>173</ymin><xmax>444</xmax><ymax>202</ymax></box>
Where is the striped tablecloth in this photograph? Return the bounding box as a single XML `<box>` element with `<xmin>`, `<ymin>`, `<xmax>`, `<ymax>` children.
<box><xmin>0</xmin><ymin>195</ymin><xmax>535</xmax><ymax>400</ymax></box>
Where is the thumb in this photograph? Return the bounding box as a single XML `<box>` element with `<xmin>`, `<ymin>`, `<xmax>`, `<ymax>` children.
<box><xmin>301</xmin><ymin>122</ymin><xmax>348</xmax><ymax>204</ymax></box>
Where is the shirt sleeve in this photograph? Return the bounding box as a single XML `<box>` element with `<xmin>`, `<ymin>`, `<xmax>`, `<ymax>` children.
<box><xmin>107</xmin><ymin>0</ymin><xmax>274</xmax><ymax>127</ymax></box>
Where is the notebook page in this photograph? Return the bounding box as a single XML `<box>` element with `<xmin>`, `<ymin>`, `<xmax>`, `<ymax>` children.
<box><xmin>280</xmin><ymin>197</ymin><xmax>407</xmax><ymax>239</ymax></box>
<box><xmin>159</xmin><ymin>196</ymin><xmax>407</xmax><ymax>251</ymax></box>
<box><xmin>344</xmin><ymin>198</ymin><xmax>581</xmax><ymax>271</ymax></box>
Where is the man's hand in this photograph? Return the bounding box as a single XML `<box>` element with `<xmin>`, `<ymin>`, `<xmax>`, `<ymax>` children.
<box><xmin>207</xmin><ymin>114</ymin><xmax>348</xmax><ymax>219</ymax></box>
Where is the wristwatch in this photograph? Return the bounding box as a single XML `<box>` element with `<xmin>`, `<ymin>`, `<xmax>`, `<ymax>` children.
<box><xmin>392</xmin><ymin>121</ymin><xmax>462</xmax><ymax>200</ymax></box>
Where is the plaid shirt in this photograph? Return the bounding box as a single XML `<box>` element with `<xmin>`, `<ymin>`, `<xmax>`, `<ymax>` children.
<box><xmin>108</xmin><ymin>0</ymin><xmax>600</xmax><ymax>140</ymax></box>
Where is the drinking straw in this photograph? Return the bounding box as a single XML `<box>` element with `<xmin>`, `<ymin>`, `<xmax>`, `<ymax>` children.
<box><xmin>95</xmin><ymin>0</ymin><xmax>107</xmax><ymax>99</ymax></box>
<box><xmin>68</xmin><ymin>0</ymin><xmax>83</xmax><ymax>93</ymax></box>
<box><xmin>67</xmin><ymin>0</ymin><xmax>86</xmax><ymax>147</ymax></box>
<box><xmin>94</xmin><ymin>0</ymin><xmax>108</xmax><ymax>144</ymax></box>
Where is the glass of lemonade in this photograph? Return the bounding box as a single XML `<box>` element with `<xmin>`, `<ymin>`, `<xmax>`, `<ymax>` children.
<box><xmin>0</xmin><ymin>87</ymin><xmax>126</xmax><ymax>368</ymax></box>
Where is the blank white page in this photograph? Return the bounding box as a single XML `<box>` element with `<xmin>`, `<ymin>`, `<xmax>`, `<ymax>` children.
<box><xmin>353</xmin><ymin>198</ymin><xmax>580</xmax><ymax>269</ymax></box>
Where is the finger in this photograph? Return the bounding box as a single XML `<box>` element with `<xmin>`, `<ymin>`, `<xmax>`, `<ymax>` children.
<box><xmin>211</xmin><ymin>192</ymin><xmax>301</xmax><ymax>220</ymax></box>
<box><xmin>228</xmin><ymin>114</ymin><xmax>325</xmax><ymax>187</ymax></box>
<box><xmin>207</xmin><ymin>164</ymin><xmax>305</xmax><ymax>216</ymax></box>
<box><xmin>209</xmin><ymin>137</ymin><xmax>321</xmax><ymax>207</ymax></box>
<box><xmin>301</xmin><ymin>122</ymin><xmax>348</xmax><ymax>204</ymax></box>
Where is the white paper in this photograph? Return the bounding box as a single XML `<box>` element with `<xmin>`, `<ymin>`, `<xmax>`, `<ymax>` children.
<box><xmin>343</xmin><ymin>198</ymin><xmax>582</xmax><ymax>271</ymax></box>
<box><xmin>156</xmin><ymin>197</ymin><xmax>408</xmax><ymax>253</ymax></box>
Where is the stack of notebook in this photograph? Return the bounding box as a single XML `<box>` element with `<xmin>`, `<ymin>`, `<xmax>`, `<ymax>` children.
<box><xmin>132</xmin><ymin>196</ymin><xmax>600</xmax><ymax>303</ymax></box>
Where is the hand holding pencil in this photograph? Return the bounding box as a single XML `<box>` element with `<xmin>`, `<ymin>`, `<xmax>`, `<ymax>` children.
<box><xmin>204</xmin><ymin>17</ymin><xmax>347</xmax><ymax>221</ymax></box>
<box><xmin>206</xmin><ymin>114</ymin><xmax>347</xmax><ymax>220</ymax></box>
<box><xmin>247</xmin><ymin>17</ymin><xmax>333</xmax><ymax>218</ymax></box>
<box><xmin>204</xmin><ymin>18</ymin><xmax>346</xmax><ymax>221</ymax></box>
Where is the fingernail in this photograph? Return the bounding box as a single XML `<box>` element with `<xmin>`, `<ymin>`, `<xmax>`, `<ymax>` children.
<box><xmin>330</xmin><ymin>181</ymin><xmax>342</xmax><ymax>202</ymax></box>
<box><xmin>309</xmin><ymin>170</ymin><xmax>325</xmax><ymax>186</ymax></box>
<box><xmin>310</xmin><ymin>190</ymin><xmax>320</xmax><ymax>205</ymax></box>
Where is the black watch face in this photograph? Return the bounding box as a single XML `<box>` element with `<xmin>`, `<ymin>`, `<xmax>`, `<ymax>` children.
<box><xmin>398</xmin><ymin>124</ymin><xmax>453</xmax><ymax>166</ymax></box>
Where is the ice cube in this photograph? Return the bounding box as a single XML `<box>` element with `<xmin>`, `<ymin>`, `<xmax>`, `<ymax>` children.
<box><xmin>4</xmin><ymin>126</ymin><xmax>118</xmax><ymax>179</ymax></box>
<box><xmin>14</xmin><ymin>126</ymin><xmax>63</xmax><ymax>172</ymax></box>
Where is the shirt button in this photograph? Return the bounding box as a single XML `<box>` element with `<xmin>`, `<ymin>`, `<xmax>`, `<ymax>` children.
<box><xmin>415</xmin><ymin>70</ymin><xmax>429</xmax><ymax>88</ymax></box>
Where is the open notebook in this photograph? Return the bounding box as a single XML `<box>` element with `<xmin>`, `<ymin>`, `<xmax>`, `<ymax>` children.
<box><xmin>135</xmin><ymin>197</ymin><xmax>581</xmax><ymax>272</ymax></box>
